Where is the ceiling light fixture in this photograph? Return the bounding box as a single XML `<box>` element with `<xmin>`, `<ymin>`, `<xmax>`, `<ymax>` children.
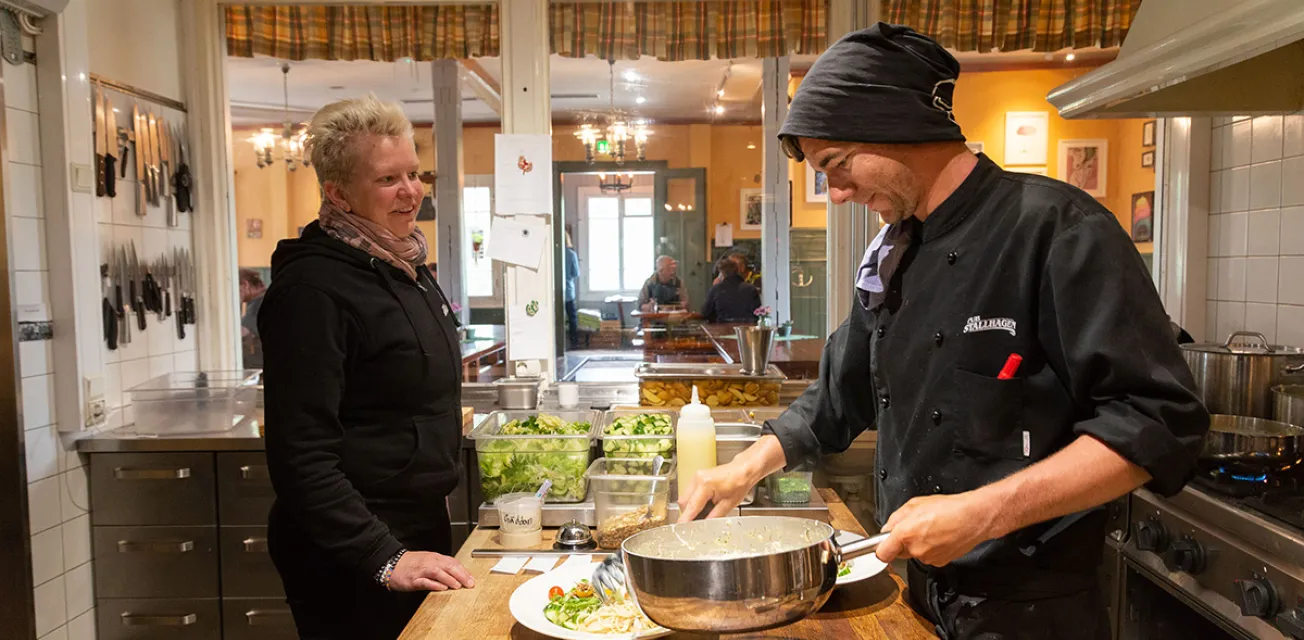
<box><xmin>623</xmin><ymin>69</ymin><xmax>639</xmax><ymax>82</ymax></box>
<box><xmin>250</xmin><ymin>63</ymin><xmax>310</xmax><ymax>171</ymax></box>
<box><xmin>747</xmin><ymin>143</ymin><xmax>756</xmax><ymax>150</ymax></box>
<box><xmin>715</xmin><ymin>105</ymin><xmax>725</xmax><ymax>115</ymax></box>
<box><xmin>575</xmin><ymin>61</ymin><xmax>653</xmax><ymax>164</ymax></box>
<box><xmin>1065</xmin><ymin>53</ymin><xmax>1076</xmax><ymax>62</ymax></box>
<box><xmin>597</xmin><ymin>172</ymin><xmax>635</xmax><ymax>194</ymax></box>
<box><xmin>636</xmin><ymin>96</ymin><xmax>646</xmax><ymax>104</ymax></box>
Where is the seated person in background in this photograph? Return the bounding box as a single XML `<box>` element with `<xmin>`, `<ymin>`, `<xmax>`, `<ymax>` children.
<box><xmin>701</xmin><ymin>257</ymin><xmax>762</xmax><ymax>323</ymax></box>
<box><xmin>239</xmin><ymin>269</ymin><xmax>267</xmax><ymax>369</ymax></box>
<box><xmin>712</xmin><ymin>251</ymin><xmax>761</xmax><ymax>291</ymax></box>
<box><xmin>638</xmin><ymin>255</ymin><xmax>688</xmax><ymax>312</ymax></box>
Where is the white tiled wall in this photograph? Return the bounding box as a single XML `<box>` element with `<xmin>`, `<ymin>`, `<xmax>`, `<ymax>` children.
<box><xmin>6</xmin><ymin>57</ymin><xmax>97</xmax><ymax>640</ymax></box>
<box><xmin>94</xmin><ymin>84</ymin><xmax>196</xmax><ymax>426</ymax></box>
<box><xmin>1206</xmin><ymin>114</ymin><xmax>1304</xmax><ymax>348</ymax></box>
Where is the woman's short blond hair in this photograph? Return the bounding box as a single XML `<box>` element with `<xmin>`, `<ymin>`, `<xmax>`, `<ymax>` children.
<box><xmin>304</xmin><ymin>94</ymin><xmax>414</xmax><ymax>186</ymax></box>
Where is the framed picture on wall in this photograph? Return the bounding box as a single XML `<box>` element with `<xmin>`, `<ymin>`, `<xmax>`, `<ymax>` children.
<box><xmin>247</xmin><ymin>218</ymin><xmax>263</xmax><ymax>239</ymax></box>
<box><xmin>1057</xmin><ymin>139</ymin><xmax>1109</xmax><ymax>197</ymax></box>
<box><xmin>1132</xmin><ymin>191</ymin><xmax>1155</xmax><ymax>242</ymax></box>
<box><xmin>1141</xmin><ymin>150</ymin><xmax>1155</xmax><ymax>168</ymax></box>
<box><xmin>1142</xmin><ymin>120</ymin><xmax>1157</xmax><ymax>147</ymax></box>
<box><xmin>805</xmin><ymin>164</ymin><xmax>828</xmax><ymax>203</ymax></box>
<box><xmin>966</xmin><ymin>141</ymin><xmax>985</xmax><ymax>155</ymax></box>
<box><xmin>1005</xmin><ymin>111</ymin><xmax>1049</xmax><ymax>165</ymax></box>
<box><xmin>740</xmin><ymin>188</ymin><xmax>763</xmax><ymax>231</ymax></box>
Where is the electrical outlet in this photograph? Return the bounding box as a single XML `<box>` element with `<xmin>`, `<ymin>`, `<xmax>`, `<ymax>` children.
<box><xmin>86</xmin><ymin>398</ymin><xmax>107</xmax><ymax>428</ymax></box>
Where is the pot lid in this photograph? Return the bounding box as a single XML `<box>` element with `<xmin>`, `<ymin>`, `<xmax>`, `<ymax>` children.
<box><xmin>1182</xmin><ymin>331</ymin><xmax>1304</xmax><ymax>355</ymax></box>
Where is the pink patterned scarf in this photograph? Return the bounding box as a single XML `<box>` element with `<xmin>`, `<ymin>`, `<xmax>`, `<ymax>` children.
<box><xmin>318</xmin><ymin>201</ymin><xmax>428</xmax><ymax>282</ymax></box>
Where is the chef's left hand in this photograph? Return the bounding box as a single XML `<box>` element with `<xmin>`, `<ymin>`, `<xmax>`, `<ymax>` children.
<box><xmin>874</xmin><ymin>491</ymin><xmax>1000</xmax><ymax>567</ymax></box>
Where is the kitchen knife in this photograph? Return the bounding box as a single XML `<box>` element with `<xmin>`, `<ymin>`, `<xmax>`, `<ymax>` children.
<box><xmin>163</xmin><ymin>252</ymin><xmax>172</xmax><ymax>318</ymax></box>
<box><xmin>104</xmin><ymin>94</ymin><xmax>118</xmax><ymax>198</ymax></box>
<box><xmin>93</xmin><ymin>86</ymin><xmax>106</xmax><ymax>197</ymax></box>
<box><xmin>146</xmin><ymin>111</ymin><xmax>159</xmax><ymax>206</ymax></box>
<box><xmin>161</xmin><ymin>122</ymin><xmax>177</xmax><ymax>227</ymax></box>
<box><xmin>129</xmin><ymin>242</ymin><xmax>146</xmax><ymax>331</ymax></box>
<box><xmin>101</xmin><ymin>263</ymin><xmax>117</xmax><ymax>350</ymax></box>
<box><xmin>132</xmin><ymin>105</ymin><xmax>146</xmax><ymax>217</ymax></box>
<box><xmin>117</xmin><ymin>246</ymin><xmax>131</xmax><ymax>345</ymax></box>
<box><xmin>117</xmin><ymin>126</ymin><xmax>131</xmax><ymax>179</ymax></box>
<box><xmin>173</xmin><ymin>123</ymin><xmax>193</xmax><ymax>214</ymax></box>
<box><xmin>175</xmin><ymin>248</ymin><xmax>185</xmax><ymax>339</ymax></box>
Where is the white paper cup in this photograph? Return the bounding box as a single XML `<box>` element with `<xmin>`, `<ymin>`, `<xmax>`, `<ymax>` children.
<box><xmin>557</xmin><ymin>382</ymin><xmax>580</xmax><ymax>408</ymax></box>
<box><xmin>495</xmin><ymin>492</ymin><xmax>543</xmax><ymax>534</ymax></box>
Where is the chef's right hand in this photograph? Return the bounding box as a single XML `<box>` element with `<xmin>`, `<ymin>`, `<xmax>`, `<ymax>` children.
<box><xmin>677</xmin><ymin>435</ymin><xmax>788</xmax><ymax>523</ymax></box>
<box><xmin>389</xmin><ymin>551</ymin><xmax>476</xmax><ymax>592</ymax></box>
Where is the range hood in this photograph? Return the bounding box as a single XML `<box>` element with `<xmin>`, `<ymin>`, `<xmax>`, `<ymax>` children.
<box><xmin>1047</xmin><ymin>0</ymin><xmax>1304</xmax><ymax>119</ymax></box>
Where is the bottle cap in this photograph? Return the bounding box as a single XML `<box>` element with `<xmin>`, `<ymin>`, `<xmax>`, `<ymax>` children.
<box><xmin>680</xmin><ymin>385</ymin><xmax>712</xmax><ymax>421</ymax></box>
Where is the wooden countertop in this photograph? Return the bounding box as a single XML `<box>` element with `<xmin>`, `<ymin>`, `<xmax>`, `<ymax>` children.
<box><xmin>399</xmin><ymin>489</ymin><xmax>935</xmax><ymax>639</ymax></box>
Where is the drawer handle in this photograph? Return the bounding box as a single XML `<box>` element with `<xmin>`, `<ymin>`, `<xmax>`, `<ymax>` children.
<box><xmin>243</xmin><ymin>537</ymin><xmax>269</xmax><ymax>552</ymax></box>
<box><xmin>121</xmin><ymin>613</ymin><xmax>198</xmax><ymax>627</ymax></box>
<box><xmin>239</xmin><ymin>464</ymin><xmax>270</xmax><ymax>480</ymax></box>
<box><xmin>245</xmin><ymin>609</ymin><xmax>293</xmax><ymax>626</ymax></box>
<box><xmin>114</xmin><ymin>467</ymin><xmax>191</xmax><ymax>480</ymax></box>
<box><xmin>117</xmin><ymin>540</ymin><xmax>195</xmax><ymax>553</ymax></box>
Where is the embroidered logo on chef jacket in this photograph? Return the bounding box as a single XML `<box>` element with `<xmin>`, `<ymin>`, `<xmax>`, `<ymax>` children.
<box><xmin>962</xmin><ymin>315</ymin><xmax>1017</xmax><ymax>337</ymax></box>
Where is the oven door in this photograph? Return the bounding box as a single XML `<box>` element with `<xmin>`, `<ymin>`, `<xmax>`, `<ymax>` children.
<box><xmin>1120</xmin><ymin>557</ymin><xmax>1245</xmax><ymax>640</ymax></box>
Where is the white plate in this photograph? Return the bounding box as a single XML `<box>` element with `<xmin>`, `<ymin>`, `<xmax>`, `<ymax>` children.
<box><xmin>835</xmin><ymin>530</ymin><xmax>888</xmax><ymax>586</ymax></box>
<box><xmin>508</xmin><ymin>561</ymin><xmax>673</xmax><ymax>640</ymax></box>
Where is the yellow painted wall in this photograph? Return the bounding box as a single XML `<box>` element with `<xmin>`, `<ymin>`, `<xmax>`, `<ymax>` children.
<box><xmin>785</xmin><ymin>67</ymin><xmax>1156</xmax><ymax>237</ymax></box>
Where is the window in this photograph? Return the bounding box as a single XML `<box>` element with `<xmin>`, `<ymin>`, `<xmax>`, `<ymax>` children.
<box><xmin>579</xmin><ymin>186</ymin><xmax>654</xmax><ymax>296</ymax></box>
<box><xmin>463</xmin><ymin>175</ymin><xmax>502</xmax><ymax>305</ymax></box>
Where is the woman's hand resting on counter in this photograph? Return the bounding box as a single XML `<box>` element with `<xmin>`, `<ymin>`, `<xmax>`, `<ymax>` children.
<box><xmin>389</xmin><ymin>551</ymin><xmax>477</xmax><ymax>592</ymax></box>
<box><xmin>678</xmin><ymin>435</ymin><xmax>788</xmax><ymax>522</ymax></box>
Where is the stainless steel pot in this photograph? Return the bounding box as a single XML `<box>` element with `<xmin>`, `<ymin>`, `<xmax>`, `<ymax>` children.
<box><xmin>495</xmin><ymin>376</ymin><xmax>540</xmax><ymax>410</ymax></box>
<box><xmin>621</xmin><ymin>516</ymin><xmax>886</xmax><ymax>633</ymax></box>
<box><xmin>1201</xmin><ymin>414</ymin><xmax>1304</xmax><ymax>466</ymax></box>
<box><xmin>1180</xmin><ymin>331</ymin><xmax>1304</xmax><ymax>418</ymax></box>
<box><xmin>1274</xmin><ymin>385</ymin><xmax>1304</xmax><ymax>428</ymax></box>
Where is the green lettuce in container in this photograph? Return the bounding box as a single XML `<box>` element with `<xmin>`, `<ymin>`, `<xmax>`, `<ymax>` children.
<box><xmin>472</xmin><ymin>411</ymin><xmax>599</xmax><ymax>503</ymax></box>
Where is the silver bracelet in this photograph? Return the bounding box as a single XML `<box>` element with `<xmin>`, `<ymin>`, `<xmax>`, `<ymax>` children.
<box><xmin>377</xmin><ymin>549</ymin><xmax>408</xmax><ymax>590</ymax></box>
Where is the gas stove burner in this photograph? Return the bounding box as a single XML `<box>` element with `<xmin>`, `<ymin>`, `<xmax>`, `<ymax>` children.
<box><xmin>1194</xmin><ymin>462</ymin><xmax>1304</xmax><ymax>531</ymax></box>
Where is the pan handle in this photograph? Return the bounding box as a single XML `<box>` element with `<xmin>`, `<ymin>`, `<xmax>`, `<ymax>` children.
<box><xmin>838</xmin><ymin>532</ymin><xmax>891</xmax><ymax>562</ymax></box>
<box><xmin>1285</xmin><ymin>363</ymin><xmax>1304</xmax><ymax>375</ymax></box>
<box><xmin>1225</xmin><ymin>331</ymin><xmax>1273</xmax><ymax>352</ymax></box>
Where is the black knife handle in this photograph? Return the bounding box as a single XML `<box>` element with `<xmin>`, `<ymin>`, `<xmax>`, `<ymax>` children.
<box><xmin>177</xmin><ymin>305</ymin><xmax>186</xmax><ymax>339</ymax></box>
<box><xmin>135</xmin><ymin>299</ymin><xmax>146</xmax><ymax>331</ymax></box>
<box><xmin>165</xmin><ymin>289</ymin><xmax>171</xmax><ymax>317</ymax></box>
<box><xmin>114</xmin><ymin>284</ymin><xmax>123</xmax><ymax>317</ymax></box>
<box><xmin>103</xmin><ymin>297</ymin><xmax>118</xmax><ymax>350</ymax></box>
<box><xmin>104</xmin><ymin>155</ymin><xmax>117</xmax><ymax>198</ymax></box>
<box><xmin>95</xmin><ymin>154</ymin><xmax>105</xmax><ymax>197</ymax></box>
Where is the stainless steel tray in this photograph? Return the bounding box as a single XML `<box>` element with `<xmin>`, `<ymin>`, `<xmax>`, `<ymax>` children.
<box><xmin>634</xmin><ymin>363</ymin><xmax>786</xmax><ymax>381</ymax></box>
<box><xmin>476</xmin><ymin>488</ymin><xmax>828</xmax><ymax>527</ymax></box>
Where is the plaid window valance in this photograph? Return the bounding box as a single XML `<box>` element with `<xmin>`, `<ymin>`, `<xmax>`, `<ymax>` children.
<box><xmin>225</xmin><ymin>5</ymin><xmax>501</xmax><ymax>61</ymax></box>
<box><xmin>550</xmin><ymin>0</ymin><xmax>827</xmax><ymax>61</ymax></box>
<box><xmin>884</xmin><ymin>0</ymin><xmax>1140</xmax><ymax>52</ymax></box>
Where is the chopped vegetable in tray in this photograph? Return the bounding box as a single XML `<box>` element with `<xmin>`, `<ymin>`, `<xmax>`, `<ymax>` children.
<box><xmin>500</xmin><ymin>413</ymin><xmax>592</xmax><ymax>436</ymax></box>
<box><xmin>477</xmin><ymin>413</ymin><xmax>593</xmax><ymax>502</ymax></box>
<box><xmin>838</xmin><ymin>561</ymin><xmax>853</xmax><ymax>577</ymax></box>
<box><xmin>604</xmin><ymin>413</ymin><xmax>673</xmax><ymax>436</ymax></box>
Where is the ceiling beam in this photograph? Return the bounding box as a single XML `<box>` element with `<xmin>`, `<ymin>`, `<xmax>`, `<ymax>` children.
<box><xmin>458</xmin><ymin>59</ymin><xmax>501</xmax><ymax>115</ymax></box>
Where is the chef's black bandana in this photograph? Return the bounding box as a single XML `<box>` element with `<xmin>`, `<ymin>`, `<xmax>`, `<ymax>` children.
<box><xmin>779</xmin><ymin>23</ymin><xmax>965</xmax><ymax>162</ymax></box>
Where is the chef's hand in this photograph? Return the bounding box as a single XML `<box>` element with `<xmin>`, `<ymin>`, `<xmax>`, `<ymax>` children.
<box><xmin>677</xmin><ymin>435</ymin><xmax>787</xmax><ymax>523</ymax></box>
<box><xmin>874</xmin><ymin>492</ymin><xmax>1000</xmax><ymax>567</ymax></box>
<box><xmin>388</xmin><ymin>551</ymin><xmax>476</xmax><ymax>592</ymax></box>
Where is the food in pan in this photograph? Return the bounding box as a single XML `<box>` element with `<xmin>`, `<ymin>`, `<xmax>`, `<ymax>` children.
<box><xmin>499</xmin><ymin>413</ymin><xmax>592</xmax><ymax>436</ymax></box>
<box><xmin>477</xmin><ymin>413</ymin><xmax>593</xmax><ymax>502</ymax></box>
<box><xmin>603</xmin><ymin>413</ymin><xmax>675</xmax><ymax>457</ymax></box>
<box><xmin>595</xmin><ymin>506</ymin><xmax>667</xmax><ymax>549</ymax></box>
<box><xmin>639</xmin><ymin>379</ymin><xmax>780</xmax><ymax>407</ymax></box>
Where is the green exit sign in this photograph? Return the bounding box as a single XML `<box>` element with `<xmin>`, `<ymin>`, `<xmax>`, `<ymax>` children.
<box><xmin>596</xmin><ymin>139</ymin><xmax>610</xmax><ymax>154</ymax></box>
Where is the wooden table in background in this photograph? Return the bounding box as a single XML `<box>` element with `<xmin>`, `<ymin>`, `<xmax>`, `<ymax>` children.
<box><xmin>399</xmin><ymin>489</ymin><xmax>935</xmax><ymax>640</ymax></box>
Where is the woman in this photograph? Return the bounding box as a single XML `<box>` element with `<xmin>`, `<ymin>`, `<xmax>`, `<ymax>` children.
<box><xmin>701</xmin><ymin>257</ymin><xmax>762</xmax><ymax>323</ymax></box>
<box><xmin>258</xmin><ymin>95</ymin><xmax>474</xmax><ymax>640</ymax></box>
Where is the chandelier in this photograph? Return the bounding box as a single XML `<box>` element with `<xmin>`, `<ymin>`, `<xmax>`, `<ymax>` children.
<box><xmin>598</xmin><ymin>172</ymin><xmax>634</xmax><ymax>194</ymax></box>
<box><xmin>575</xmin><ymin>61</ymin><xmax>652</xmax><ymax>164</ymax></box>
<box><xmin>250</xmin><ymin>63</ymin><xmax>310</xmax><ymax>171</ymax></box>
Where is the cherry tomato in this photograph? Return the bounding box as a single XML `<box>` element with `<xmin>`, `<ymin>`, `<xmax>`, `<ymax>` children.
<box><xmin>548</xmin><ymin>586</ymin><xmax>564</xmax><ymax>600</ymax></box>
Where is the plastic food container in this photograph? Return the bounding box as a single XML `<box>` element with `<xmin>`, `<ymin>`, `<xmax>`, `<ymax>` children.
<box><xmin>128</xmin><ymin>371</ymin><xmax>261</xmax><ymax>434</ymax></box>
<box><xmin>766</xmin><ymin>471</ymin><xmax>814</xmax><ymax>504</ymax></box>
<box><xmin>636</xmin><ymin>363</ymin><xmax>786</xmax><ymax>407</ymax></box>
<box><xmin>585</xmin><ymin>458</ymin><xmax>676</xmax><ymax>549</ymax></box>
<box><xmin>716</xmin><ymin>422</ymin><xmax>762</xmax><ymax>505</ymax></box>
<box><xmin>495</xmin><ymin>492</ymin><xmax>543</xmax><ymax>546</ymax></box>
<box><xmin>470</xmin><ymin>411</ymin><xmax>600</xmax><ymax>503</ymax></box>
<box><xmin>600</xmin><ymin>410</ymin><xmax>677</xmax><ymax>459</ymax></box>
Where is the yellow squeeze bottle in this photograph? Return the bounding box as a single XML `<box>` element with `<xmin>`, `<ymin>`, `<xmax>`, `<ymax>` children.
<box><xmin>676</xmin><ymin>385</ymin><xmax>718</xmax><ymax>499</ymax></box>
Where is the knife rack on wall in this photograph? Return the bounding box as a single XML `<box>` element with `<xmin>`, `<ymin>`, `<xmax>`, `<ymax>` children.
<box><xmin>90</xmin><ymin>74</ymin><xmax>193</xmax><ymax>226</ymax></box>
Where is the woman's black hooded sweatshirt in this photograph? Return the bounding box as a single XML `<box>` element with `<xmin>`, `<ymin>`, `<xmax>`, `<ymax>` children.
<box><xmin>258</xmin><ymin>221</ymin><xmax>463</xmax><ymax>583</ymax></box>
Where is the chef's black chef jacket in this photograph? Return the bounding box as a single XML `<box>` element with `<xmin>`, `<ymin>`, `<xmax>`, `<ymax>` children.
<box><xmin>766</xmin><ymin>155</ymin><xmax>1209</xmax><ymax>596</ymax></box>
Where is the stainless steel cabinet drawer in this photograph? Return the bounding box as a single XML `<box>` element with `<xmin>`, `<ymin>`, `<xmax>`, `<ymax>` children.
<box><xmin>94</xmin><ymin>526</ymin><xmax>219</xmax><ymax>598</ymax></box>
<box><xmin>97</xmin><ymin>598</ymin><xmax>221</xmax><ymax>640</ymax></box>
<box><xmin>222</xmin><ymin>598</ymin><xmax>298</xmax><ymax>640</ymax></box>
<box><xmin>216</xmin><ymin>452</ymin><xmax>274</xmax><ymax>525</ymax></box>
<box><xmin>92</xmin><ymin>453</ymin><xmax>216</xmax><ymax>525</ymax></box>
<box><xmin>219</xmin><ymin>526</ymin><xmax>284</xmax><ymax>598</ymax></box>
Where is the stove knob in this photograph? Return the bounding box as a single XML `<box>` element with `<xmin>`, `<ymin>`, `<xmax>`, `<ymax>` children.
<box><xmin>1168</xmin><ymin>537</ymin><xmax>1206</xmax><ymax>574</ymax></box>
<box><xmin>1235</xmin><ymin>578</ymin><xmax>1280</xmax><ymax>619</ymax></box>
<box><xmin>1277</xmin><ymin>607</ymin><xmax>1304</xmax><ymax>639</ymax></box>
<box><xmin>1134</xmin><ymin>519</ymin><xmax>1169</xmax><ymax>552</ymax></box>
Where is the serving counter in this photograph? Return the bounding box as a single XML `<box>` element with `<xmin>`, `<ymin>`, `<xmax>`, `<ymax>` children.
<box><xmin>398</xmin><ymin>489</ymin><xmax>935</xmax><ymax>639</ymax></box>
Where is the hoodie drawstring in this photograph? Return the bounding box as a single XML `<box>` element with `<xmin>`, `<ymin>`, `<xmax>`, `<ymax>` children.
<box><xmin>371</xmin><ymin>258</ymin><xmax>432</xmax><ymax>359</ymax></box>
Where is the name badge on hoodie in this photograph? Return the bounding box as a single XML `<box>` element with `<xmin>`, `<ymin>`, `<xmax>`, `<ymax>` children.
<box><xmin>855</xmin><ymin>222</ymin><xmax>914</xmax><ymax>311</ymax></box>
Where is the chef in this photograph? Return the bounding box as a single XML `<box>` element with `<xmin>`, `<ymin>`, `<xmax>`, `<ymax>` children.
<box><xmin>677</xmin><ymin>24</ymin><xmax>1209</xmax><ymax>639</ymax></box>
